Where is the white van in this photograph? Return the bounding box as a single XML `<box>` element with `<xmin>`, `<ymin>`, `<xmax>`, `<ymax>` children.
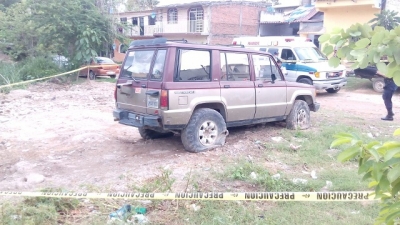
<box><xmin>232</xmin><ymin>36</ymin><xmax>347</xmax><ymax>93</ymax></box>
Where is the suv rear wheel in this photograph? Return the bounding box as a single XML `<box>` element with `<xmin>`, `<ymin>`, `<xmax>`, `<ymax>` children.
<box><xmin>138</xmin><ymin>127</ymin><xmax>174</xmax><ymax>139</ymax></box>
<box><xmin>181</xmin><ymin>108</ymin><xmax>227</xmax><ymax>153</ymax></box>
<box><xmin>326</xmin><ymin>87</ymin><xmax>341</xmax><ymax>93</ymax></box>
<box><xmin>286</xmin><ymin>100</ymin><xmax>311</xmax><ymax>130</ymax></box>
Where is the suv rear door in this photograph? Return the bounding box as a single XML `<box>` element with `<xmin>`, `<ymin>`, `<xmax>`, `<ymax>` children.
<box><xmin>219</xmin><ymin>52</ymin><xmax>256</xmax><ymax>124</ymax></box>
<box><xmin>146</xmin><ymin>49</ymin><xmax>167</xmax><ymax>115</ymax></box>
<box><xmin>116</xmin><ymin>49</ymin><xmax>154</xmax><ymax>114</ymax></box>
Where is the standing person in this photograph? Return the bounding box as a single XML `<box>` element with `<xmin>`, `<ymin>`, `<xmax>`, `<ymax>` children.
<box><xmin>377</xmin><ymin>71</ymin><xmax>398</xmax><ymax>121</ymax></box>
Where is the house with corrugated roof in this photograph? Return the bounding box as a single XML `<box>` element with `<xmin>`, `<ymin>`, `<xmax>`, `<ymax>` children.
<box><xmin>258</xmin><ymin>0</ymin><xmax>323</xmax><ymax>47</ymax></box>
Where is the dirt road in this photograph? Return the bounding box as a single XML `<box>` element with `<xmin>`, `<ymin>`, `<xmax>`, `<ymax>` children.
<box><xmin>0</xmin><ymin>81</ymin><xmax>399</xmax><ymax>192</ymax></box>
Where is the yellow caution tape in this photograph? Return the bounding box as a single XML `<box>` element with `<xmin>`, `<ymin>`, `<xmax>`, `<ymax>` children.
<box><xmin>0</xmin><ymin>191</ymin><xmax>379</xmax><ymax>201</ymax></box>
<box><xmin>0</xmin><ymin>64</ymin><xmax>122</xmax><ymax>89</ymax></box>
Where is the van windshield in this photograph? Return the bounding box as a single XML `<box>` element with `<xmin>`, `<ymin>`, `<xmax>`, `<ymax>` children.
<box><xmin>294</xmin><ymin>47</ymin><xmax>327</xmax><ymax>61</ymax></box>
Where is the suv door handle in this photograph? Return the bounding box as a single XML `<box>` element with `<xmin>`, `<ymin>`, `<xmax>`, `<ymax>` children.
<box><xmin>117</xmin><ymin>80</ymin><xmax>133</xmax><ymax>88</ymax></box>
<box><xmin>145</xmin><ymin>90</ymin><xmax>159</xmax><ymax>96</ymax></box>
<box><xmin>141</xmin><ymin>84</ymin><xmax>147</xmax><ymax>88</ymax></box>
<box><xmin>258</xmin><ymin>84</ymin><xmax>263</xmax><ymax>87</ymax></box>
<box><xmin>224</xmin><ymin>85</ymin><xmax>230</xmax><ymax>88</ymax></box>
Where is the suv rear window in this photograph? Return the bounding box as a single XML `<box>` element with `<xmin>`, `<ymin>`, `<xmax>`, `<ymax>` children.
<box><xmin>120</xmin><ymin>50</ymin><xmax>154</xmax><ymax>79</ymax></box>
<box><xmin>176</xmin><ymin>49</ymin><xmax>211</xmax><ymax>82</ymax></box>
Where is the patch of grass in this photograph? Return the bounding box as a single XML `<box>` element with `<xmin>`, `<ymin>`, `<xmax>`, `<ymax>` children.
<box><xmin>175</xmin><ymin>201</ymin><xmax>378</xmax><ymax>225</ymax></box>
<box><xmin>0</xmin><ymin>188</ymin><xmax>80</xmax><ymax>224</ymax></box>
<box><xmin>95</xmin><ymin>77</ymin><xmax>117</xmax><ymax>83</ymax></box>
<box><xmin>343</xmin><ymin>76</ymin><xmax>373</xmax><ymax>91</ymax></box>
<box><xmin>129</xmin><ymin>168</ymin><xmax>175</xmax><ymax>193</ymax></box>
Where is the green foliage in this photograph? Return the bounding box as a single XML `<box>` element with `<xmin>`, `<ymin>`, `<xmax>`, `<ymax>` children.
<box><xmin>319</xmin><ymin>22</ymin><xmax>400</xmax><ymax>85</ymax></box>
<box><xmin>331</xmin><ymin>129</ymin><xmax>400</xmax><ymax>225</ymax></box>
<box><xmin>19</xmin><ymin>56</ymin><xmax>64</xmax><ymax>81</ymax></box>
<box><xmin>1</xmin><ymin>188</ymin><xmax>80</xmax><ymax>224</ymax></box>
<box><xmin>124</xmin><ymin>0</ymin><xmax>159</xmax><ymax>11</ymax></box>
<box><xmin>369</xmin><ymin>10</ymin><xmax>400</xmax><ymax>30</ymax></box>
<box><xmin>0</xmin><ymin>0</ymin><xmax>124</xmax><ymax>64</ymax></box>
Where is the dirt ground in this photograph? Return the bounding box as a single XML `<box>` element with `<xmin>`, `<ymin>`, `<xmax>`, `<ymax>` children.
<box><xmin>0</xmin><ymin>80</ymin><xmax>399</xmax><ymax>193</ymax></box>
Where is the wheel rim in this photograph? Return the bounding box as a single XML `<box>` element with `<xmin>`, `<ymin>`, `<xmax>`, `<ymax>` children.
<box><xmin>89</xmin><ymin>71</ymin><xmax>95</xmax><ymax>79</ymax></box>
<box><xmin>198</xmin><ymin>121</ymin><xmax>218</xmax><ymax>146</ymax></box>
<box><xmin>374</xmin><ymin>81</ymin><xmax>384</xmax><ymax>92</ymax></box>
<box><xmin>296</xmin><ymin>108</ymin><xmax>308</xmax><ymax>127</ymax></box>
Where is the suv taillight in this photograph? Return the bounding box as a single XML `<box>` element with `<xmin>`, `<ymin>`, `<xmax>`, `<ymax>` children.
<box><xmin>114</xmin><ymin>86</ymin><xmax>117</xmax><ymax>101</ymax></box>
<box><xmin>160</xmin><ymin>90</ymin><xmax>168</xmax><ymax>109</ymax></box>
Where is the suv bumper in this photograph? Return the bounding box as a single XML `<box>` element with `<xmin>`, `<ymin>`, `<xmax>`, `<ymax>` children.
<box><xmin>113</xmin><ymin>109</ymin><xmax>161</xmax><ymax>128</ymax></box>
<box><xmin>313</xmin><ymin>77</ymin><xmax>347</xmax><ymax>90</ymax></box>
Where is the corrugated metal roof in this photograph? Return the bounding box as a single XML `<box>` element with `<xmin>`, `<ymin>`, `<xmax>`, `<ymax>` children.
<box><xmin>260</xmin><ymin>6</ymin><xmax>319</xmax><ymax>24</ymax></box>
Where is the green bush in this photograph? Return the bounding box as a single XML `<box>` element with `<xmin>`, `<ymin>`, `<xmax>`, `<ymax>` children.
<box><xmin>19</xmin><ymin>56</ymin><xmax>64</xmax><ymax>81</ymax></box>
<box><xmin>0</xmin><ymin>62</ymin><xmax>23</xmax><ymax>86</ymax></box>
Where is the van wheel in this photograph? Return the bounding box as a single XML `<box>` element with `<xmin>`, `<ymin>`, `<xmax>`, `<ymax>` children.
<box><xmin>326</xmin><ymin>87</ymin><xmax>341</xmax><ymax>93</ymax></box>
<box><xmin>138</xmin><ymin>127</ymin><xmax>174</xmax><ymax>139</ymax></box>
<box><xmin>286</xmin><ymin>100</ymin><xmax>311</xmax><ymax>130</ymax></box>
<box><xmin>298</xmin><ymin>78</ymin><xmax>313</xmax><ymax>85</ymax></box>
<box><xmin>89</xmin><ymin>71</ymin><xmax>96</xmax><ymax>80</ymax></box>
<box><xmin>181</xmin><ymin>108</ymin><xmax>228</xmax><ymax>153</ymax></box>
<box><xmin>372</xmin><ymin>78</ymin><xmax>384</xmax><ymax>93</ymax></box>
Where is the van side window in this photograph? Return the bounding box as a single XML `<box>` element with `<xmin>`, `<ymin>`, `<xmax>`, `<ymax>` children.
<box><xmin>220</xmin><ymin>52</ymin><xmax>250</xmax><ymax>81</ymax></box>
<box><xmin>252</xmin><ymin>55</ymin><xmax>282</xmax><ymax>81</ymax></box>
<box><xmin>281</xmin><ymin>49</ymin><xmax>296</xmax><ymax>61</ymax></box>
<box><xmin>177</xmin><ymin>49</ymin><xmax>211</xmax><ymax>82</ymax></box>
<box><xmin>151</xmin><ymin>49</ymin><xmax>167</xmax><ymax>80</ymax></box>
<box><xmin>267</xmin><ymin>48</ymin><xmax>278</xmax><ymax>56</ymax></box>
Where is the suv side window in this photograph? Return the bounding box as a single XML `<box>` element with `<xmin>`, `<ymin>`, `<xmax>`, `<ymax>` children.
<box><xmin>267</xmin><ymin>48</ymin><xmax>279</xmax><ymax>56</ymax></box>
<box><xmin>220</xmin><ymin>52</ymin><xmax>250</xmax><ymax>81</ymax></box>
<box><xmin>281</xmin><ymin>49</ymin><xmax>297</xmax><ymax>61</ymax></box>
<box><xmin>150</xmin><ymin>49</ymin><xmax>167</xmax><ymax>80</ymax></box>
<box><xmin>253</xmin><ymin>54</ymin><xmax>282</xmax><ymax>81</ymax></box>
<box><xmin>177</xmin><ymin>49</ymin><xmax>211</xmax><ymax>82</ymax></box>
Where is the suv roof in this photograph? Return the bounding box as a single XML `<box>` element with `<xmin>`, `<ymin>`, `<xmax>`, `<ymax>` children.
<box><xmin>128</xmin><ymin>38</ymin><xmax>264</xmax><ymax>54</ymax></box>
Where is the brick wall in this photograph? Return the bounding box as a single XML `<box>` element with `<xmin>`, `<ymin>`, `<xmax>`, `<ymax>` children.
<box><xmin>208</xmin><ymin>4</ymin><xmax>262</xmax><ymax>45</ymax></box>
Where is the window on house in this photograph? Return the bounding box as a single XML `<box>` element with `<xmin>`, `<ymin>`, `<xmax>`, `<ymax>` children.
<box><xmin>188</xmin><ymin>7</ymin><xmax>204</xmax><ymax>32</ymax></box>
<box><xmin>120</xmin><ymin>17</ymin><xmax>127</xmax><ymax>24</ymax></box>
<box><xmin>220</xmin><ymin>52</ymin><xmax>250</xmax><ymax>81</ymax></box>
<box><xmin>168</xmin><ymin>8</ymin><xmax>178</xmax><ymax>24</ymax></box>
<box><xmin>132</xmin><ymin>17</ymin><xmax>138</xmax><ymax>25</ymax></box>
<box><xmin>148</xmin><ymin>15</ymin><xmax>156</xmax><ymax>25</ymax></box>
<box><xmin>176</xmin><ymin>49</ymin><xmax>211</xmax><ymax>82</ymax></box>
<box><xmin>119</xmin><ymin>44</ymin><xmax>128</xmax><ymax>54</ymax></box>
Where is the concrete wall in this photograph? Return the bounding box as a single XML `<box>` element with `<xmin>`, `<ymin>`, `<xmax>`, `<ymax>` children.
<box><xmin>322</xmin><ymin>5</ymin><xmax>379</xmax><ymax>33</ymax></box>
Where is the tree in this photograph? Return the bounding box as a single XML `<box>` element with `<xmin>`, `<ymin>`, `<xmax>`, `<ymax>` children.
<box><xmin>331</xmin><ymin>129</ymin><xmax>400</xmax><ymax>225</ymax></box>
<box><xmin>318</xmin><ymin>24</ymin><xmax>400</xmax><ymax>85</ymax></box>
<box><xmin>124</xmin><ymin>0</ymin><xmax>159</xmax><ymax>12</ymax></box>
<box><xmin>320</xmin><ymin>17</ymin><xmax>400</xmax><ymax>225</ymax></box>
<box><xmin>0</xmin><ymin>0</ymin><xmax>126</xmax><ymax>64</ymax></box>
<box><xmin>369</xmin><ymin>10</ymin><xmax>400</xmax><ymax>30</ymax></box>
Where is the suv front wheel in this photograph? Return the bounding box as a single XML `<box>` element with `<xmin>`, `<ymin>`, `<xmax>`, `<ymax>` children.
<box><xmin>286</xmin><ymin>100</ymin><xmax>311</xmax><ymax>130</ymax></box>
<box><xmin>181</xmin><ymin>108</ymin><xmax>228</xmax><ymax>153</ymax></box>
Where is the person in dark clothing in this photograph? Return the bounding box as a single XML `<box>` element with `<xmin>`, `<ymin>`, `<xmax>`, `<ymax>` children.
<box><xmin>377</xmin><ymin>71</ymin><xmax>398</xmax><ymax>121</ymax></box>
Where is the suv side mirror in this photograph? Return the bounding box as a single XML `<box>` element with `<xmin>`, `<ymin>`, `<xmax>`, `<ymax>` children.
<box><xmin>271</xmin><ymin>74</ymin><xmax>276</xmax><ymax>84</ymax></box>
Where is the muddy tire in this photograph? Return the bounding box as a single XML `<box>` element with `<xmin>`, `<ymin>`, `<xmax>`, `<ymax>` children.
<box><xmin>181</xmin><ymin>108</ymin><xmax>227</xmax><ymax>153</ymax></box>
<box><xmin>89</xmin><ymin>71</ymin><xmax>96</xmax><ymax>80</ymax></box>
<box><xmin>372</xmin><ymin>78</ymin><xmax>384</xmax><ymax>93</ymax></box>
<box><xmin>298</xmin><ymin>78</ymin><xmax>313</xmax><ymax>85</ymax></box>
<box><xmin>286</xmin><ymin>100</ymin><xmax>311</xmax><ymax>130</ymax></box>
<box><xmin>138</xmin><ymin>127</ymin><xmax>174</xmax><ymax>139</ymax></box>
<box><xmin>326</xmin><ymin>87</ymin><xmax>341</xmax><ymax>93</ymax></box>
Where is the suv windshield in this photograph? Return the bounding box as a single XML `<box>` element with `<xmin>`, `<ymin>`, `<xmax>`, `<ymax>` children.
<box><xmin>120</xmin><ymin>50</ymin><xmax>155</xmax><ymax>79</ymax></box>
<box><xmin>294</xmin><ymin>47</ymin><xmax>327</xmax><ymax>61</ymax></box>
